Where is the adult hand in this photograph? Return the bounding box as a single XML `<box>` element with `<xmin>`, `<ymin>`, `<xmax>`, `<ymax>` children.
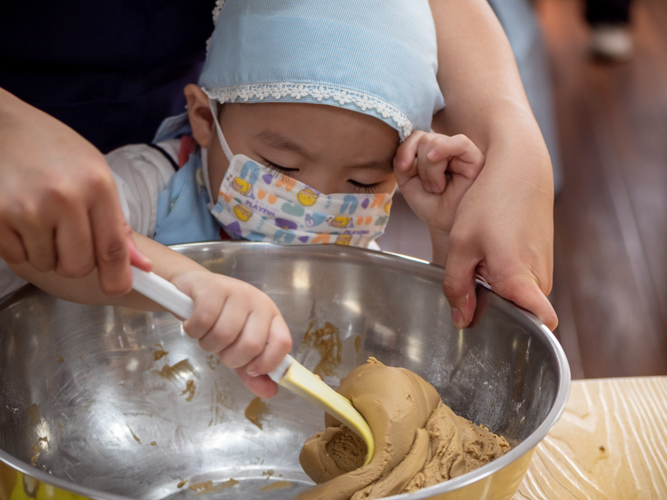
<box><xmin>423</xmin><ymin>0</ymin><xmax>558</xmax><ymax>331</ymax></box>
<box><xmin>395</xmin><ymin>135</ymin><xmax>557</xmax><ymax>332</ymax></box>
<box><xmin>0</xmin><ymin>88</ymin><xmax>150</xmax><ymax>295</ymax></box>
<box><xmin>442</xmin><ymin>157</ymin><xmax>557</xmax><ymax>332</ymax></box>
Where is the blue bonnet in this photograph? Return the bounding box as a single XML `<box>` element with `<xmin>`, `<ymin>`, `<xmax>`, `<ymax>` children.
<box><xmin>199</xmin><ymin>0</ymin><xmax>445</xmax><ymax>141</ymax></box>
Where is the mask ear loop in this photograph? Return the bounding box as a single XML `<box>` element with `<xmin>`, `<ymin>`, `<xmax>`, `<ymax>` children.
<box><xmin>208</xmin><ymin>99</ymin><xmax>234</xmax><ymax>160</ymax></box>
<box><xmin>202</xmin><ymin>99</ymin><xmax>235</xmax><ymax>206</ymax></box>
<box><xmin>200</xmin><ymin>147</ymin><xmax>214</xmax><ymax>206</ymax></box>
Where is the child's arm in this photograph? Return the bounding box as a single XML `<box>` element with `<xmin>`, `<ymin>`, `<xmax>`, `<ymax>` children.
<box><xmin>9</xmin><ymin>232</ymin><xmax>292</xmax><ymax>398</ymax></box>
<box><xmin>401</xmin><ymin>0</ymin><xmax>557</xmax><ymax>331</ymax></box>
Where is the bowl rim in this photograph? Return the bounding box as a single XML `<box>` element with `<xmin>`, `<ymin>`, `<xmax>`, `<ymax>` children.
<box><xmin>0</xmin><ymin>242</ymin><xmax>571</xmax><ymax>499</ymax></box>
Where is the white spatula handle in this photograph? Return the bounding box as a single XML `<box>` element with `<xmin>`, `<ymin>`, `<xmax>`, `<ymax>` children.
<box><xmin>131</xmin><ymin>266</ymin><xmax>291</xmax><ymax>382</ymax></box>
<box><xmin>268</xmin><ymin>355</ymin><xmax>294</xmax><ymax>383</ymax></box>
<box><xmin>131</xmin><ymin>267</ymin><xmax>194</xmax><ymax>320</ymax></box>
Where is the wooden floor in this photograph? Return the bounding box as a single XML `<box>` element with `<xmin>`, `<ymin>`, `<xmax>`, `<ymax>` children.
<box><xmin>381</xmin><ymin>0</ymin><xmax>667</xmax><ymax>380</ymax></box>
<box><xmin>539</xmin><ymin>0</ymin><xmax>667</xmax><ymax>379</ymax></box>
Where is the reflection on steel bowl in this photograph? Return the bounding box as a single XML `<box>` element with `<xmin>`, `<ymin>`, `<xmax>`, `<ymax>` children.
<box><xmin>0</xmin><ymin>242</ymin><xmax>569</xmax><ymax>500</ymax></box>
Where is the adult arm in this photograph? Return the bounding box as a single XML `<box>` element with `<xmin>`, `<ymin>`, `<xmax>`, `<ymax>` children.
<box><xmin>8</xmin><ymin>232</ymin><xmax>196</xmax><ymax>309</ymax></box>
<box><xmin>0</xmin><ymin>88</ymin><xmax>149</xmax><ymax>295</ymax></box>
<box><xmin>416</xmin><ymin>0</ymin><xmax>558</xmax><ymax>330</ymax></box>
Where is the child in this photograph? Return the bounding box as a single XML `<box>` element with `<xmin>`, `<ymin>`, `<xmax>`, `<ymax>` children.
<box><xmin>9</xmin><ymin>0</ymin><xmax>484</xmax><ymax>398</ymax></box>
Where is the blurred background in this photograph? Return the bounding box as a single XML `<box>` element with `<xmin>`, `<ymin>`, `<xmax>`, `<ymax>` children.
<box><xmin>380</xmin><ymin>0</ymin><xmax>667</xmax><ymax>380</ymax></box>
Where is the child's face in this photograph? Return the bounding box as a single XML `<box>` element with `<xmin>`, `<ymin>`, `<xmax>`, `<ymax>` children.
<box><xmin>185</xmin><ymin>85</ymin><xmax>399</xmax><ymax>201</ymax></box>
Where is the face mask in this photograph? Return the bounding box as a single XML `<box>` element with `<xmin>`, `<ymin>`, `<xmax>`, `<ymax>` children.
<box><xmin>207</xmin><ymin>101</ymin><xmax>395</xmax><ymax>247</ymax></box>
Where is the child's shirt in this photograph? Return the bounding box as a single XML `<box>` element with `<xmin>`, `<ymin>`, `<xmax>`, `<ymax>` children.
<box><xmin>107</xmin><ymin>138</ymin><xmax>183</xmax><ymax>240</ymax></box>
<box><xmin>111</xmin><ymin>137</ymin><xmax>225</xmax><ymax>246</ymax></box>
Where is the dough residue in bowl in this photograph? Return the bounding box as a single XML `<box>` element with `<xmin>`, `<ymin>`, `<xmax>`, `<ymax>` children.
<box><xmin>297</xmin><ymin>358</ymin><xmax>510</xmax><ymax>500</ymax></box>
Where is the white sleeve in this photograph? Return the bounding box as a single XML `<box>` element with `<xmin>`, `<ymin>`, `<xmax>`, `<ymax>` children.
<box><xmin>105</xmin><ymin>142</ymin><xmax>178</xmax><ymax>238</ymax></box>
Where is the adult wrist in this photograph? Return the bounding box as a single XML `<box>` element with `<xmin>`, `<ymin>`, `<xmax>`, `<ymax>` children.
<box><xmin>429</xmin><ymin>227</ymin><xmax>450</xmax><ymax>266</ymax></box>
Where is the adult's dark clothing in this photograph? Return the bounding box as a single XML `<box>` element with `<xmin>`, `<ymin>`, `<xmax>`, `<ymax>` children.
<box><xmin>585</xmin><ymin>0</ymin><xmax>632</xmax><ymax>25</ymax></box>
<box><xmin>0</xmin><ymin>1</ymin><xmax>215</xmax><ymax>153</ymax></box>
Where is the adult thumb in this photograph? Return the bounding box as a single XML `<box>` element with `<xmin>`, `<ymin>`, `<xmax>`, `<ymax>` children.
<box><xmin>126</xmin><ymin>227</ymin><xmax>152</xmax><ymax>272</ymax></box>
<box><xmin>442</xmin><ymin>250</ymin><xmax>479</xmax><ymax>329</ymax></box>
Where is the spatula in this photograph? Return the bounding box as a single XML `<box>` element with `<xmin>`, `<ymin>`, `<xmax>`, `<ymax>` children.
<box><xmin>131</xmin><ymin>267</ymin><xmax>374</xmax><ymax>464</ymax></box>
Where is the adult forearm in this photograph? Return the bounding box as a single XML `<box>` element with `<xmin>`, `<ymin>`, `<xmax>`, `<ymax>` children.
<box><xmin>429</xmin><ymin>0</ymin><xmax>537</xmax><ymax>148</ymax></box>
<box><xmin>430</xmin><ymin>0</ymin><xmax>553</xmax><ymax>196</ymax></box>
<box><xmin>9</xmin><ymin>233</ymin><xmax>206</xmax><ymax>310</ymax></box>
<box><xmin>430</xmin><ymin>0</ymin><xmax>553</xmax><ymax>221</ymax></box>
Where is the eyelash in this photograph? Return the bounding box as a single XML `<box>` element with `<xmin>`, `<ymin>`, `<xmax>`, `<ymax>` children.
<box><xmin>349</xmin><ymin>180</ymin><xmax>380</xmax><ymax>194</ymax></box>
<box><xmin>266</xmin><ymin>161</ymin><xmax>380</xmax><ymax>193</ymax></box>
<box><xmin>265</xmin><ymin>161</ymin><xmax>297</xmax><ymax>174</ymax></box>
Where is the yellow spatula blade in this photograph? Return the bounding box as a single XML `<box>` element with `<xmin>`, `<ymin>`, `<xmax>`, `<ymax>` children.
<box><xmin>278</xmin><ymin>358</ymin><xmax>374</xmax><ymax>465</ymax></box>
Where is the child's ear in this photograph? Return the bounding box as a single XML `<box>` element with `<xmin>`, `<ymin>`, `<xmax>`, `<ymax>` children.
<box><xmin>184</xmin><ymin>84</ymin><xmax>215</xmax><ymax>148</ymax></box>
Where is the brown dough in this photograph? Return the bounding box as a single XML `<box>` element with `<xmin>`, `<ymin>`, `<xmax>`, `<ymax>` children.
<box><xmin>245</xmin><ymin>397</ymin><xmax>269</xmax><ymax>430</ymax></box>
<box><xmin>297</xmin><ymin>358</ymin><xmax>510</xmax><ymax>500</ymax></box>
<box><xmin>301</xmin><ymin>321</ymin><xmax>342</xmax><ymax>377</ymax></box>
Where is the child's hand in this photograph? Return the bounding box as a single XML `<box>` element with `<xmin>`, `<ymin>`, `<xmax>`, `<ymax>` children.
<box><xmin>393</xmin><ymin>131</ymin><xmax>484</xmax><ymax>234</ymax></box>
<box><xmin>171</xmin><ymin>271</ymin><xmax>292</xmax><ymax>399</ymax></box>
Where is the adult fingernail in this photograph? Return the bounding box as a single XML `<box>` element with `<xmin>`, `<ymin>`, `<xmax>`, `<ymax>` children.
<box><xmin>451</xmin><ymin>308</ymin><xmax>464</xmax><ymax>329</ymax></box>
<box><xmin>246</xmin><ymin>366</ymin><xmax>259</xmax><ymax>377</ymax></box>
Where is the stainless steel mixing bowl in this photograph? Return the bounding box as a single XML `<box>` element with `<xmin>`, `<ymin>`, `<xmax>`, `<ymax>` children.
<box><xmin>0</xmin><ymin>243</ymin><xmax>570</xmax><ymax>500</ymax></box>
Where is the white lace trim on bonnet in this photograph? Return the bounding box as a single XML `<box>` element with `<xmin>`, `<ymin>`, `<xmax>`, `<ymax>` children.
<box><xmin>212</xmin><ymin>0</ymin><xmax>226</xmax><ymax>25</ymax></box>
<box><xmin>202</xmin><ymin>83</ymin><xmax>413</xmax><ymax>140</ymax></box>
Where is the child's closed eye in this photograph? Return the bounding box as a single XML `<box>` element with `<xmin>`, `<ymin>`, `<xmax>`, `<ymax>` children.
<box><xmin>265</xmin><ymin>161</ymin><xmax>298</xmax><ymax>176</ymax></box>
<box><xmin>266</xmin><ymin>160</ymin><xmax>379</xmax><ymax>193</ymax></box>
<box><xmin>349</xmin><ymin>180</ymin><xmax>380</xmax><ymax>194</ymax></box>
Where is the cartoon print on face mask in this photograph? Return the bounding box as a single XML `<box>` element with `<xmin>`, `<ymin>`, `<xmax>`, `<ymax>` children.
<box><xmin>275</xmin><ymin>174</ymin><xmax>297</xmax><ymax>192</ymax></box>
<box><xmin>384</xmin><ymin>200</ymin><xmax>392</xmax><ymax>215</ymax></box>
<box><xmin>296</xmin><ymin>188</ymin><xmax>319</xmax><ymax>207</ymax></box>
<box><xmin>232</xmin><ymin>177</ymin><xmax>252</xmax><ymax>195</ymax></box>
<box><xmin>275</xmin><ymin>218</ymin><xmax>298</xmax><ymax>231</ymax></box>
<box><xmin>274</xmin><ymin>229</ymin><xmax>296</xmax><ymax>244</ymax></box>
<box><xmin>233</xmin><ymin>204</ymin><xmax>253</xmax><ymax>221</ymax></box>
<box><xmin>340</xmin><ymin>195</ymin><xmax>359</xmax><ymax>214</ymax></box>
<box><xmin>335</xmin><ymin>234</ymin><xmax>352</xmax><ymax>246</ymax></box>
<box><xmin>305</xmin><ymin>212</ymin><xmax>328</xmax><ymax>228</ymax></box>
<box><xmin>374</xmin><ymin>215</ymin><xmax>390</xmax><ymax>226</ymax></box>
<box><xmin>328</xmin><ymin>216</ymin><xmax>353</xmax><ymax>229</ymax></box>
<box><xmin>231</xmin><ymin>160</ymin><xmax>261</xmax><ymax>197</ymax></box>
<box><xmin>370</xmin><ymin>193</ymin><xmax>388</xmax><ymax>209</ymax></box>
